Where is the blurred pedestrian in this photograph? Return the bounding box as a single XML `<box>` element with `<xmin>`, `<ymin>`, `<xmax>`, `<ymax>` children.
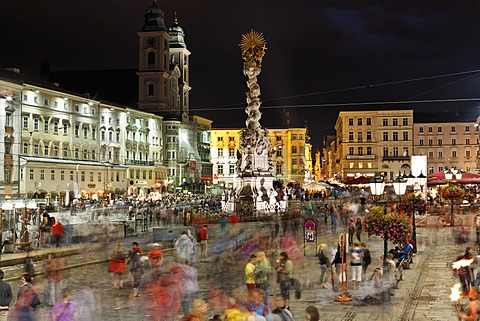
<box><xmin>43</xmin><ymin>253</ymin><xmax>64</xmax><ymax>306</ymax></box>
<box><xmin>40</xmin><ymin>213</ymin><xmax>52</xmax><ymax>247</ymax></box>
<box><xmin>129</xmin><ymin>251</ymin><xmax>144</xmax><ymax>297</ymax></box>
<box><xmin>179</xmin><ymin>263</ymin><xmax>199</xmax><ymax>315</ymax></box>
<box><xmin>198</xmin><ymin>225</ymin><xmax>209</xmax><ymax>262</ymax></box>
<box><xmin>24</xmin><ymin>252</ymin><xmax>35</xmax><ymax>277</ymax></box>
<box><xmin>361</xmin><ymin>242</ymin><xmax>371</xmax><ymax>283</ymax></box>
<box><xmin>275</xmin><ymin>252</ymin><xmax>294</xmax><ymax>309</ymax></box>
<box><xmin>350</xmin><ymin>240</ymin><xmax>363</xmax><ymax>290</ymax></box>
<box><xmin>348</xmin><ymin>216</ymin><xmax>355</xmax><ymax>246</ymax></box>
<box><xmin>330</xmin><ymin>205</ymin><xmax>338</xmax><ymax>234</ymax></box>
<box><xmin>245</xmin><ymin>254</ymin><xmax>257</xmax><ymax>291</ymax></box>
<box><xmin>51</xmin><ymin>288</ymin><xmax>77</xmax><ymax>321</ymax></box>
<box><xmin>254</xmin><ymin>251</ymin><xmax>272</xmax><ymax>304</ymax></box>
<box><xmin>147</xmin><ymin>243</ymin><xmax>163</xmax><ymax>278</ymax></box>
<box><xmin>317</xmin><ymin>243</ymin><xmax>329</xmax><ymax>289</ymax></box>
<box><xmin>73</xmin><ymin>283</ymin><xmax>96</xmax><ymax>321</ymax></box>
<box><xmin>0</xmin><ymin>269</ymin><xmax>13</xmax><ymax>320</ymax></box>
<box><xmin>108</xmin><ymin>242</ymin><xmax>127</xmax><ymax>289</ymax></box>
<box><xmin>183</xmin><ymin>299</ymin><xmax>208</xmax><ymax>321</ymax></box>
<box><xmin>175</xmin><ymin>231</ymin><xmax>195</xmax><ymax>264</ymax></box>
<box><xmin>13</xmin><ymin>273</ymin><xmax>40</xmax><ymax>321</ymax></box>
<box><xmin>271</xmin><ymin>294</ymin><xmax>295</xmax><ymax>321</ymax></box>
<box><xmin>51</xmin><ymin>218</ymin><xmax>64</xmax><ymax>248</ymax></box>
<box><xmin>355</xmin><ymin>217</ymin><xmax>362</xmax><ymax>242</ymax></box>
<box><xmin>305</xmin><ymin>305</ymin><xmax>319</xmax><ymax>321</ymax></box>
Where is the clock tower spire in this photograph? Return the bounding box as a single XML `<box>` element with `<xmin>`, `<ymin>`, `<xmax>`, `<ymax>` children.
<box><xmin>137</xmin><ymin>1</ymin><xmax>173</xmax><ymax>114</ymax></box>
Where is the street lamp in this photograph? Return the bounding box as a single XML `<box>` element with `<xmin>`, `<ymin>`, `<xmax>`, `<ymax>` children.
<box><xmin>369</xmin><ymin>172</ymin><xmax>385</xmax><ymax>205</ymax></box>
<box><xmin>392</xmin><ymin>172</ymin><xmax>407</xmax><ymax>200</ymax></box>
<box><xmin>444</xmin><ymin>167</ymin><xmax>463</xmax><ymax>226</ymax></box>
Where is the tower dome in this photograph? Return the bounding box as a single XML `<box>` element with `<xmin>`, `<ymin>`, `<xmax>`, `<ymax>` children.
<box><xmin>168</xmin><ymin>16</ymin><xmax>186</xmax><ymax>48</ymax></box>
<box><xmin>142</xmin><ymin>1</ymin><xmax>167</xmax><ymax>31</ymax></box>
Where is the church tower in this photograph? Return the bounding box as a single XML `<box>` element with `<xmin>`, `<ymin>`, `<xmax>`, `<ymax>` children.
<box><xmin>137</xmin><ymin>1</ymin><xmax>176</xmax><ymax>114</ymax></box>
<box><xmin>168</xmin><ymin>15</ymin><xmax>191</xmax><ymax>117</ymax></box>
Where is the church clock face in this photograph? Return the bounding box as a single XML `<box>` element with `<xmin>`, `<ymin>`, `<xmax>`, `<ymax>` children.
<box><xmin>146</xmin><ymin>37</ymin><xmax>156</xmax><ymax>47</ymax></box>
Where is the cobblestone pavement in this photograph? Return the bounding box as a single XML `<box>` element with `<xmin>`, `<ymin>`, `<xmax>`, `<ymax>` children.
<box><xmin>0</xmin><ymin>218</ymin><xmax>475</xmax><ymax>321</ymax></box>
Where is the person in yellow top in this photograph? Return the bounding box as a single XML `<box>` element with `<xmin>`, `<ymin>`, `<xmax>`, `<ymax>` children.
<box><xmin>245</xmin><ymin>254</ymin><xmax>257</xmax><ymax>291</ymax></box>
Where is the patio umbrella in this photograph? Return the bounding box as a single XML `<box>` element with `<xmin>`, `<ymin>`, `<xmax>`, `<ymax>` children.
<box><xmin>427</xmin><ymin>171</ymin><xmax>480</xmax><ymax>186</ymax></box>
<box><xmin>345</xmin><ymin>176</ymin><xmax>370</xmax><ymax>185</ymax></box>
<box><xmin>304</xmin><ymin>182</ymin><xmax>328</xmax><ymax>192</ymax></box>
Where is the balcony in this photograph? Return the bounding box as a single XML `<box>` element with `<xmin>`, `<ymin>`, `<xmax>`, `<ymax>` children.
<box><xmin>382</xmin><ymin>155</ymin><xmax>409</xmax><ymax>161</ymax></box>
<box><xmin>124</xmin><ymin>160</ymin><xmax>155</xmax><ymax>166</ymax></box>
<box><xmin>346</xmin><ymin>154</ymin><xmax>376</xmax><ymax>160</ymax></box>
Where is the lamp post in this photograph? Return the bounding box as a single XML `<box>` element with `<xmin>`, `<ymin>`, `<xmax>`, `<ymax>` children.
<box><xmin>369</xmin><ymin>172</ymin><xmax>391</xmax><ymax>302</ymax></box>
<box><xmin>369</xmin><ymin>172</ymin><xmax>385</xmax><ymax>206</ymax></box>
<box><xmin>412</xmin><ymin>171</ymin><xmax>427</xmax><ymax>252</ymax></box>
<box><xmin>444</xmin><ymin>167</ymin><xmax>463</xmax><ymax>226</ymax></box>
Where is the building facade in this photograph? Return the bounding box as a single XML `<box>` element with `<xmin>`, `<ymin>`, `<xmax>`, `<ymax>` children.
<box><xmin>137</xmin><ymin>2</ymin><xmax>212</xmax><ymax>192</ymax></box>
<box><xmin>211</xmin><ymin>127</ymin><xmax>312</xmax><ymax>189</ymax></box>
<box><xmin>414</xmin><ymin>122</ymin><xmax>479</xmax><ymax>174</ymax></box>
<box><xmin>333</xmin><ymin>110</ymin><xmax>414</xmax><ymax>181</ymax></box>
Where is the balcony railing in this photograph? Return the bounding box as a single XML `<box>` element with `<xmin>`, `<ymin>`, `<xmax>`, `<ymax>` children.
<box><xmin>346</xmin><ymin>154</ymin><xmax>376</xmax><ymax>160</ymax></box>
<box><xmin>124</xmin><ymin>160</ymin><xmax>155</xmax><ymax>166</ymax></box>
<box><xmin>382</xmin><ymin>155</ymin><xmax>409</xmax><ymax>161</ymax></box>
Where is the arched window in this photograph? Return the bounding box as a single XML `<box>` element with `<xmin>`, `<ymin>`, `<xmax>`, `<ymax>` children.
<box><xmin>148</xmin><ymin>84</ymin><xmax>155</xmax><ymax>96</ymax></box>
<box><xmin>148</xmin><ymin>52</ymin><xmax>155</xmax><ymax>65</ymax></box>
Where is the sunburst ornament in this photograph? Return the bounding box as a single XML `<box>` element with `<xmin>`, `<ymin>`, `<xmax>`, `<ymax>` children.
<box><xmin>239</xmin><ymin>29</ymin><xmax>267</xmax><ymax>63</ymax></box>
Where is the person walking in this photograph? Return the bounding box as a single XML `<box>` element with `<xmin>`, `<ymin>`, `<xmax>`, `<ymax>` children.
<box><xmin>254</xmin><ymin>251</ymin><xmax>272</xmax><ymax>304</ymax></box>
<box><xmin>198</xmin><ymin>225</ymin><xmax>209</xmax><ymax>262</ymax></box>
<box><xmin>13</xmin><ymin>273</ymin><xmax>40</xmax><ymax>321</ymax></box>
<box><xmin>330</xmin><ymin>205</ymin><xmax>338</xmax><ymax>234</ymax></box>
<box><xmin>361</xmin><ymin>242</ymin><xmax>372</xmax><ymax>283</ymax></box>
<box><xmin>108</xmin><ymin>242</ymin><xmax>127</xmax><ymax>289</ymax></box>
<box><xmin>175</xmin><ymin>231</ymin><xmax>195</xmax><ymax>264</ymax></box>
<box><xmin>51</xmin><ymin>288</ymin><xmax>77</xmax><ymax>321</ymax></box>
<box><xmin>350</xmin><ymin>241</ymin><xmax>363</xmax><ymax>290</ymax></box>
<box><xmin>129</xmin><ymin>251</ymin><xmax>144</xmax><ymax>298</ymax></box>
<box><xmin>355</xmin><ymin>217</ymin><xmax>362</xmax><ymax>242</ymax></box>
<box><xmin>245</xmin><ymin>254</ymin><xmax>257</xmax><ymax>291</ymax></box>
<box><xmin>317</xmin><ymin>243</ymin><xmax>329</xmax><ymax>289</ymax></box>
<box><xmin>148</xmin><ymin>243</ymin><xmax>163</xmax><ymax>279</ymax></box>
<box><xmin>275</xmin><ymin>252</ymin><xmax>294</xmax><ymax>309</ymax></box>
<box><xmin>0</xmin><ymin>269</ymin><xmax>13</xmax><ymax>321</ymax></box>
<box><xmin>40</xmin><ymin>213</ymin><xmax>52</xmax><ymax>248</ymax></box>
<box><xmin>348</xmin><ymin>216</ymin><xmax>355</xmax><ymax>246</ymax></box>
<box><xmin>72</xmin><ymin>283</ymin><xmax>96</xmax><ymax>321</ymax></box>
<box><xmin>43</xmin><ymin>253</ymin><xmax>64</xmax><ymax>306</ymax></box>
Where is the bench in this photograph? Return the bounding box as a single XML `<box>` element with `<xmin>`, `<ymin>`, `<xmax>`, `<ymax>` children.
<box><xmin>393</xmin><ymin>249</ymin><xmax>414</xmax><ymax>289</ymax></box>
<box><xmin>15</xmin><ymin>242</ymin><xmax>32</xmax><ymax>252</ymax></box>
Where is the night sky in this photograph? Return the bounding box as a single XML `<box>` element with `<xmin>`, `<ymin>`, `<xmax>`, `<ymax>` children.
<box><xmin>2</xmin><ymin>1</ymin><xmax>480</xmax><ymax>151</ymax></box>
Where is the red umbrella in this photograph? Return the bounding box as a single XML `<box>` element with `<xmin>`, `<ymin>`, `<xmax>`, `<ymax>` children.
<box><xmin>345</xmin><ymin>176</ymin><xmax>370</xmax><ymax>185</ymax></box>
<box><xmin>427</xmin><ymin>171</ymin><xmax>480</xmax><ymax>186</ymax></box>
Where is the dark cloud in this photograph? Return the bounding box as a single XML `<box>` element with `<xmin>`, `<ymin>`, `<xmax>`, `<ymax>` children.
<box><xmin>1</xmin><ymin>1</ymin><xmax>480</xmax><ymax>150</ymax></box>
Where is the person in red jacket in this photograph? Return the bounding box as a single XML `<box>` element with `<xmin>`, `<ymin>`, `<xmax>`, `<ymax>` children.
<box><xmin>51</xmin><ymin>218</ymin><xmax>64</xmax><ymax>248</ymax></box>
<box><xmin>198</xmin><ymin>225</ymin><xmax>209</xmax><ymax>262</ymax></box>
